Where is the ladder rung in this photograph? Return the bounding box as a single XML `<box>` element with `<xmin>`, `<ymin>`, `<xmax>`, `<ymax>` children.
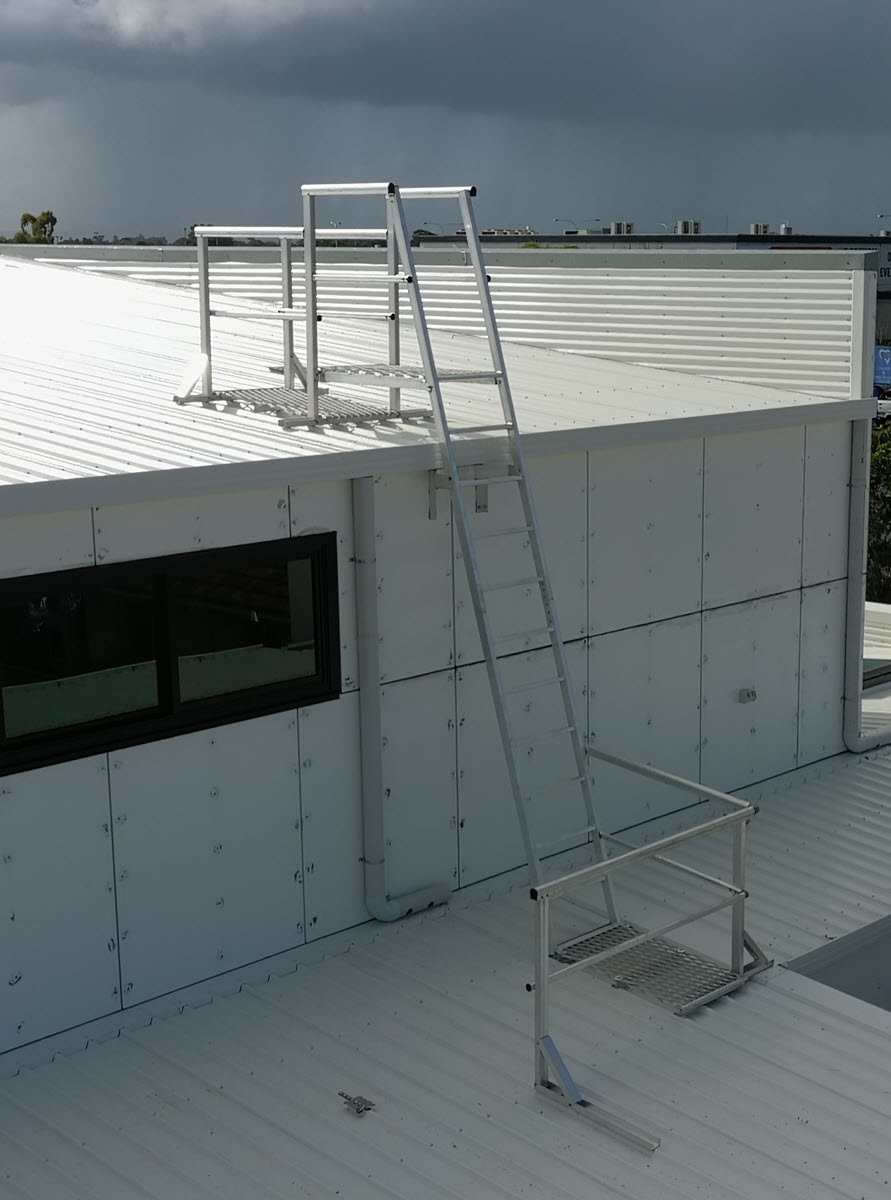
<box><xmin>453</xmin><ymin>422</ymin><xmax>512</xmax><ymax>434</ymax></box>
<box><xmin>458</xmin><ymin>474</ymin><xmax>521</xmax><ymax>487</ymax></box>
<box><xmin>512</xmin><ymin>725</ymin><xmax>575</xmax><ymax>746</ymax></box>
<box><xmin>503</xmin><ymin>675</ymin><xmax>565</xmax><ymax>696</ymax></box>
<box><xmin>474</xmin><ymin>525</ymin><xmax>533</xmax><ymax>540</ymax></box>
<box><xmin>484</xmin><ymin>576</ymin><xmax>542</xmax><ymax>592</ymax></box>
<box><xmin>495</xmin><ymin>625</ymin><xmax>554</xmax><ymax>644</ymax></box>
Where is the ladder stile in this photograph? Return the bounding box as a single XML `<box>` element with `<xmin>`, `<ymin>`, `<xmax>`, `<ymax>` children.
<box><xmin>387</xmin><ymin>184</ymin><xmax>613</xmax><ymax>900</ymax></box>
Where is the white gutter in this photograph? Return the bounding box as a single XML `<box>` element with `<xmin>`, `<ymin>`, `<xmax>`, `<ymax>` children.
<box><xmin>843</xmin><ymin>267</ymin><xmax>889</xmax><ymax>752</ymax></box>
<box><xmin>351</xmin><ymin>476</ymin><xmax>451</xmax><ymax>921</ymax></box>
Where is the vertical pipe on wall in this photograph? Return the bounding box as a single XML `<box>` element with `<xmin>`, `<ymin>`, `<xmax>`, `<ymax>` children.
<box><xmin>352</xmin><ymin>477</ymin><xmax>451</xmax><ymax>921</ymax></box>
<box><xmin>844</xmin><ymin>265</ymin><xmax>889</xmax><ymax>752</ymax></box>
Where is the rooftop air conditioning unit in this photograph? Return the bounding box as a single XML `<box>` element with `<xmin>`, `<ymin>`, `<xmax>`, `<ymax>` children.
<box><xmin>779</xmin><ymin>223</ymin><xmax>793</xmax><ymax>235</ymax></box>
<box><xmin>675</xmin><ymin>219</ymin><xmax>701</xmax><ymax>235</ymax></box>
<box><xmin>750</xmin><ymin>223</ymin><xmax>770</xmax><ymax>235</ymax></box>
<box><xmin>610</xmin><ymin>221</ymin><xmax>634</xmax><ymax>235</ymax></box>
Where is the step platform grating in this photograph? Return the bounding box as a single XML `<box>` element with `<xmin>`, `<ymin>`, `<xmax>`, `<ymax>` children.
<box><xmin>552</xmin><ymin>921</ymin><xmax>742</xmax><ymax>1015</ymax></box>
<box><xmin>175</xmin><ymin>386</ymin><xmax>434</xmax><ymax>429</ymax></box>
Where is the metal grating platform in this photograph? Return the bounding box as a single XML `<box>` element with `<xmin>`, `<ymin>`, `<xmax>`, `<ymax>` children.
<box><xmin>552</xmin><ymin>922</ymin><xmax>743</xmax><ymax>1015</ymax></box>
<box><xmin>174</xmin><ymin>386</ymin><xmax>434</xmax><ymax>429</ymax></box>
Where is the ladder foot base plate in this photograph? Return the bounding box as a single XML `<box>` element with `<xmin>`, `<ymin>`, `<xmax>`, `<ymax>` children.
<box><xmin>535</xmin><ymin>1082</ymin><xmax>661</xmax><ymax>1152</ymax></box>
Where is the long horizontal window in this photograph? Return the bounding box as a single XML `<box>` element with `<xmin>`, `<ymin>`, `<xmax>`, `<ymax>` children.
<box><xmin>0</xmin><ymin>534</ymin><xmax>339</xmax><ymax>773</ymax></box>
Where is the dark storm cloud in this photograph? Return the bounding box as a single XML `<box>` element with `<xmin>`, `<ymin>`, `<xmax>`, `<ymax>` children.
<box><xmin>2</xmin><ymin>0</ymin><xmax>891</xmax><ymax>132</ymax></box>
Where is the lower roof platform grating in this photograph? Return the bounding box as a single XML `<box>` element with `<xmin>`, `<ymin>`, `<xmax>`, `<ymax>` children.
<box><xmin>553</xmin><ymin>921</ymin><xmax>742</xmax><ymax>1014</ymax></box>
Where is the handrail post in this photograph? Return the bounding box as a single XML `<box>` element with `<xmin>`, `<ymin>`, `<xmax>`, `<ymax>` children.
<box><xmin>386</xmin><ymin>192</ymin><xmax>401</xmax><ymax>415</ymax></box>
<box><xmin>303</xmin><ymin>192</ymin><xmax>319</xmax><ymax>420</ymax></box>
<box><xmin>535</xmin><ymin>895</ymin><xmax>550</xmax><ymax>1087</ymax></box>
<box><xmin>197</xmin><ymin>233</ymin><xmax>212</xmax><ymax>397</ymax></box>
<box><xmin>731</xmin><ymin>818</ymin><xmax>747</xmax><ymax>974</ymax></box>
<box><xmin>280</xmin><ymin>236</ymin><xmax>295</xmax><ymax>390</ymax></box>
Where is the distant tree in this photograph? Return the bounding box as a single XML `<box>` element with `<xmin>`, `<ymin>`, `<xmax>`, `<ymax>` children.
<box><xmin>868</xmin><ymin>422</ymin><xmax>891</xmax><ymax>601</ymax></box>
<box><xmin>13</xmin><ymin>210</ymin><xmax>57</xmax><ymax>244</ymax></box>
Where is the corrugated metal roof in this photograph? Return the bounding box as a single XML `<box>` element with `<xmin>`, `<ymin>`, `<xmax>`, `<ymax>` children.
<box><xmin>861</xmin><ymin>605</ymin><xmax>891</xmax><ymax>732</ymax></box>
<box><xmin>63</xmin><ymin>254</ymin><xmax>860</xmax><ymax>397</ymax></box>
<box><xmin>0</xmin><ymin>259</ymin><xmax>868</xmax><ymax>513</ymax></box>
<box><xmin>4</xmin><ymin>748</ymin><xmax>891</xmax><ymax>1197</ymax></box>
<box><xmin>864</xmin><ymin>602</ymin><xmax>891</xmax><ymax>660</ymax></box>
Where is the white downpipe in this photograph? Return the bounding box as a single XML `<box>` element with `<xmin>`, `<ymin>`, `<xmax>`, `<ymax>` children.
<box><xmin>842</xmin><ymin>418</ymin><xmax>884</xmax><ymax>752</ymax></box>
<box><xmin>843</xmin><ymin>265</ymin><xmax>887</xmax><ymax>752</ymax></box>
<box><xmin>352</xmin><ymin>476</ymin><xmax>451</xmax><ymax>921</ymax></box>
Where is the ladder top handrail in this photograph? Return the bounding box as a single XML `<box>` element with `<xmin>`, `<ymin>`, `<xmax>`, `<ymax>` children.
<box><xmin>301</xmin><ymin>182</ymin><xmax>477</xmax><ymax>200</ymax></box>
<box><xmin>302</xmin><ymin>182</ymin><xmax>396</xmax><ymax>196</ymax></box>
<box><xmin>195</xmin><ymin>226</ymin><xmax>303</xmax><ymax>238</ymax></box>
<box><xmin>195</xmin><ymin>226</ymin><xmax>388</xmax><ymax>241</ymax></box>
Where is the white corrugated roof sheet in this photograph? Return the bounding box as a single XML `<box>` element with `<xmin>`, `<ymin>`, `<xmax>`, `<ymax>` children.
<box><xmin>62</xmin><ymin>254</ymin><xmax>861</xmax><ymax>397</ymax></box>
<box><xmin>0</xmin><ymin>259</ymin><xmax>868</xmax><ymax>511</ymax></box>
<box><xmin>5</xmin><ymin>748</ymin><xmax>891</xmax><ymax>1197</ymax></box>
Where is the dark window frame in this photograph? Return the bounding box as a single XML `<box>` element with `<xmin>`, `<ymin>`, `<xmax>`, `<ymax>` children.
<box><xmin>0</xmin><ymin>533</ymin><xmax>340</xmax><ymax>775</ymax></box>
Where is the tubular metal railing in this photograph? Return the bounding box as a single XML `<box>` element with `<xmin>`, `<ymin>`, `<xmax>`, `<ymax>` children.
<box><xmin>527</xmin><ymin>746</ymin><xmax>771</xmax><ymax>1149</ymax></box>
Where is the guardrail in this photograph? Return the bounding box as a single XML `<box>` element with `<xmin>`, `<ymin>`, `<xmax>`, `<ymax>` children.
<box><xmin>527</xmin><ymin>746</ymin><xmax>771</xmax><ymax>1149</ymax></box>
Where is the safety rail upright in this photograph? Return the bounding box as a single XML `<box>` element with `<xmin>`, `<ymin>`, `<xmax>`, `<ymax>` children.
<box><xmin>526</xmin><ymin>745</ymin><xmax>771</xmax><ymax>1149</ymax></box>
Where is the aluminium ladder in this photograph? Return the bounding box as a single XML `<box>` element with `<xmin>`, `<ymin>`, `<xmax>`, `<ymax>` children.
<box><xmin>301</xmin><ymin>182</ymin><xmax>616</xmax><ymax>905</ymax></box>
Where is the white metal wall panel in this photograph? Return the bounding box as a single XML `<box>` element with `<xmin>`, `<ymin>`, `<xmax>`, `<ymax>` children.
<box><xmin>798</xmin><ymin>582</ymin><xmax>847</xmax><ymax>765</ymax></box>
<box><xmin>456</xmin><ymin>641</ymin><xmax>587</xmax><ymax>885</ymax></box>
<box><xmin>703</xmin><ymin>428</ymin><xmax>805</xmax><ymax>609</ymax></box>
<box><xmin>802</xmin><ymin>422</ymin><xmax>852</xmax><ymax>586</ymax></box>
<box><xmin>588</xmin><ymin>439</ymin><xmax>703</xmax><ymax>635</ymax></box>
<box><xmin>298</xmin><ymin>694</ymin><xmax>368</xmax><ymax>939</ymax></box>
<box><xmin>111</xmin><ymin>713</ymin><xmax>303</xmax><ymax>1006</ymax></box>
<box><xmin>373</xmin><ymin>473</ymin><xmax>454</xmax><ymax>683</ymax></box>
<box><xmin>105</xmin><ymin>259</ymin><xmax>857</xmax><ymax>399</ymax></box>
<box><xmin>0</xmin><ymin>509</ymin><xmax>94</xmax><ymax>578</ymax></box>
<box><xmin>289</xmin><ymin>479</ymin><xmax>358</xmax><ymax>692</ymax></box>
<box><xmin>93</xmin><ymin>486</ymin><xmax>290</xmax><ymax>563</ymax></box>
<box><xmin>588</xmin><ymin>614</ymin><xmax>702</xmax><ymax>833</ymax></box>
<box><xmin>701</xmin><ymin>593</ymin><xmax>801</xmax><ymax>791</ymax></box>
<box><xmin>454</xmin><ymin>453</ymin><xmax>587</xmax><ymax>665</ymax></box>
<box><xmin>0</xmin><ymin>757</ymin><xmax>118</xmax><ymax>1054</ymax></box>
<box><xmin>379</xmin><ymin>671</ymin><xmax>457</xmax><ymax>897</ymax></box>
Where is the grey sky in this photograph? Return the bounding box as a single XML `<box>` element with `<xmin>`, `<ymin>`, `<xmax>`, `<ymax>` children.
<box><xmin>1</xmin><ymin>0</ymin><xmax>889</xmax><ymax>238</ymax></box>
